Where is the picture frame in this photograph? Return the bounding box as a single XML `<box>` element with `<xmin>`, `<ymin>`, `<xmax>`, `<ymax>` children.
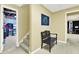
<box><xmin>41</xmin><ymin>14</ymin><xmax>49</xmax><ymax>26</ymax></box>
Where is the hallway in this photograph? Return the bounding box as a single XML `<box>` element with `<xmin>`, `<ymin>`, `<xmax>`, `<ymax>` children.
<box><xmin>3</xmin><ymin>47</ymin><xmax>26</xmax><ymax>54</ymax></box>
<box><xmin>2</xmin><ymin>35</ymin><xmax>29</xmax><ymax>54</ymax></box>
<box><xmin>2</xmin><ymin>35</ymin><xmax>27</xmax><ymax>54</ymax></box>
<box><xmin>3</xmin><ymin>36</ymin><xmax>17</xmax><ymax>52</ymax></box>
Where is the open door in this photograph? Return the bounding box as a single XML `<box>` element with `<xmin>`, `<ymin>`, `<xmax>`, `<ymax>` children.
<box><xmin>1</xmin><ymin>5</ymin><xmax>19</xmax><ymax>52</ymax></box>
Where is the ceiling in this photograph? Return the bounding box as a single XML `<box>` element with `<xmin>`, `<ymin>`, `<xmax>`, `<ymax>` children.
<box><xmin>43</xmin><ymin>4</ymin><xmax>78</xmax><ymax>12</ymax></box>
<box><xmin>16</xmin><ymin>4</ymin><xmax>79</xmax><ymax>13</ymax></box>
<box><xmin>15</xmin><ymin>4</ymin><xmax>23</xmax><ymax>7</ymax></box>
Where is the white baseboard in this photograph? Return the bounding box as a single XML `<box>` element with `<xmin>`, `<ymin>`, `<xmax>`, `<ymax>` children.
<box><xmin>0</xmin><ymin>47</ymin><xmax>3</xmax><ymax>53</ymax></box>
<box><xmin>19</xmin><ymin>32</ymin><xmax>30</xmax><ymax>44</ymax></box>
<box><xmin>0</xmin><ymin>49</ymin><xmax>3</xmax><ymax>53</ymax></box>
<box><xmin>30</xmin><ymin>44</ymin><xmax>46</xmax><ymax>54</ymax></box>
<box><xmin>24</xmin><ymin>33</ymin><xmax>30</xmax><ymax>39</ymax></box>
<box><xmin>19</xmin><ymin>39</ymin><xmax>23</xmax><ymax>44</ymax></box>
<box><xmin>57</xmin><ymin>40</ymin><xmax>67</xmax><ymax>44</ymax></box>
<box><xmin>0</xmin><ymin>51</ymin><xmax>2</xmax><ymax>53</ymax></box>
<box><xmin>31</xmin><ymin>47</ymin><xmax>41</xmax><ymax>54</ymax></box>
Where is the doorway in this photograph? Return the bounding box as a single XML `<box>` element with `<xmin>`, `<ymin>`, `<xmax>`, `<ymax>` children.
<box><xmin>1</xmin><ymin>5</ymin><xmax>19</xmax><ymax>52</ymax></box>
<box><xmin>65</xmin><ymin>10</ymin><xmax>79</xmax><ymax>44</ymax></box>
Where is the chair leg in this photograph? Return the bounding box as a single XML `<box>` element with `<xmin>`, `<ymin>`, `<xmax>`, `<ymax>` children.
<box><xmin>49</xmin><ymin>44</ymin><xmax>51</xmax><ymax>53</ymax></box>
<box><xmin>56</xmin><ymin>40</ymin><xmax>57</xmax><ymax>44</ymax></box>
<box><xmin>55</xmin><ymin>38</ymin><xmax>57</xmax><ymax>44</ymax></box>
<box><xmin>41</xmin><ymin>42</ymin><xmax>43</xmax><ymax>49</ymax></box>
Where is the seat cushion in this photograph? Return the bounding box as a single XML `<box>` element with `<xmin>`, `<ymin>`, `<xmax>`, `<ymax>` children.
<box><xmin>43</xmin><ymin>37</ymin><xmax>56</xmax><ymax>44</ymax></box>
<box><xmin>51</xmin><ymin>37</ymin><xmax>56</xmax><ymax>42</ymax></box>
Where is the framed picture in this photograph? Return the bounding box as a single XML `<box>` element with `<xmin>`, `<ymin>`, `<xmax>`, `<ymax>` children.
<box><xmin>41</xmin><ymin>14</ymin><xmax>49</xmax><ymax>26</ymax></box>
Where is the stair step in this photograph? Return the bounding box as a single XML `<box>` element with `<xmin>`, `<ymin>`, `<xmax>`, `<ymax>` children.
<box><xmin>20</xmin><ymin>43</ymin><xmax>29</xmax><ymax>53</ymax></box>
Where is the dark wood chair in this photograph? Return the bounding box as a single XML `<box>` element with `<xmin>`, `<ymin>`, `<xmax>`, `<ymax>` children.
<box><xmin>41</xmin><ymin>30</ymin><xmax>57</xmax><ymax>52</ymax></box>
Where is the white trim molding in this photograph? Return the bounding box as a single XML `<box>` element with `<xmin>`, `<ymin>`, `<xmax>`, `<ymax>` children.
<box><xmin>19</xmin><ymin>32</ymin><xmax>30</xmax><ymax>44</ymax></box>
<box><xmin>57</xmin><ymin>40</ymin><xmax>67</xmax><ymax>44</ymax></box>
<box><xmin>31</xmin><ymin>48</ymin><xmax>41</xmax><ymax>54</ymax></box>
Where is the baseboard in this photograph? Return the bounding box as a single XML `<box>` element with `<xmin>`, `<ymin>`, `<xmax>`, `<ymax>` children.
<box><xmin>30</xmin><ymin>44</ymin><xmax>46</xmax><ymax>54</ymax></box>
<box><xmin>19</xmin><ymin>32</ymin><xmax>29</xmax><ymax>44</ymax></box>
<box><xmin>0</xmin><ymin>50</ymin><xmax>3</xmax><ymax>53</ymax></box>
<box><xmin>31</xmin><ymin>47</ymin><xmax>41</xmax><ymax>54</ymax></box>
<box><xmin>57</xmin><ymin>40</ymin><xmax>67</xmax><ymax>44</ymax></box>
<box><xmin>23</xmin><ymin>33</ymin><xmax>29</xmax><ymax>39</ymax></box>
<box><xmin>0</xmin><ymin>51</ymin><xmax>2</xmax><ymax>53</ymax></box>
<box><xmin>0</xmin><ymin>47</ymin><xmax>3</xmax><ymax>53</ymax></box>
<box><xmin>19</xmin><ymin>39</ymin><xmax>23</xmax><ymax>44</ymax></box>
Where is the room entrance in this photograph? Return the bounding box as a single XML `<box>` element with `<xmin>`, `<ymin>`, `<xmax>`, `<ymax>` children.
<box><xmin>65</xmin><ymin>10</ymin><xmax>79</xmax><ymax>44</ymax></box>
<box><xmin>1</xmin><ymin>5</ymin><xmax>19</xmax><ymax>52</ymax></box>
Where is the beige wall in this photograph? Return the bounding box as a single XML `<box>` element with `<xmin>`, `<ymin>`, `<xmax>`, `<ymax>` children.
<box><xmin>30</xmin><ymin>4</ymin><xmax>52</xmax><ymax>52</ymax></box>
<box><xmin>52</xmin><ymin>11</ymin><xmax>66</xmax><ymax>42</ymax></box>
<box><xmin>51</xmin><ymin>5</ymin><xmax>79</xmax><ymax>43</ymax></box>
<box><xmin>0</xmin><ymin>4</ymin><xmax>30</xmax><ymax>51</ymax></box>
<box><xmin>19</xmin><ymin>5</ymin><xmax>30</xmax><ymax>41</ymax></box>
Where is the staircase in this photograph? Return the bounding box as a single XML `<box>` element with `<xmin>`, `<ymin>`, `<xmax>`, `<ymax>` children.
<box><xmin>20</xmin><ymin>33</ymin><xmax>30</xmax><ymax>53</ymax></box>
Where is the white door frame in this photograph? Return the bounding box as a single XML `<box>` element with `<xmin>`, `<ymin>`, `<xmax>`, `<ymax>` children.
<box><xmin>0</xmin><ymin>5</ymin><xmax>19</xmax><ymax>52</ymax></box>
<box><xmin>65</xmin><ymin>10</ymin><xmax>79</xmax><ymax>43</ymax></box>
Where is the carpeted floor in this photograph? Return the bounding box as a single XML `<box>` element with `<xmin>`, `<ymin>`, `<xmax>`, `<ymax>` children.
<box><xmin>2</xmin><ymin>47</ymin><xmax>26</xmax><ymax>54</ymax></box>
<box><xmin>3</xmin><ymin>36</ymin><xmax>16</xmax><ymax>51</ymax></box>
<box><xmin>34</xmin><ymin>40</ymin><xmax>79</xmax><ymax>54</ymax></box>
<box><xmin>2</xmin><ymin>36</ymin><xmax>27</xmax><ymax>54</ymax></box>
<box><xmin>2</xmin><ymin>38</ymin><xmax>79</xmax><ymax>54</ymax></box>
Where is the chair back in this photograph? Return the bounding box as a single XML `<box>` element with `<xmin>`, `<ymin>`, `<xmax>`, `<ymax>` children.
<box><xmin>41</xmin><ymin>30</ymin><xmax>50</xmax><ymax>40</ymax></box>
<box><xmin>45</xmin><ymin>30</ymin><xmax>50</xmax><ymax>37</ymax></box>
<box><xmin>41</xmin><ymin>31</ymin><xmax>47</xmax><ymax>40</ymax></box>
